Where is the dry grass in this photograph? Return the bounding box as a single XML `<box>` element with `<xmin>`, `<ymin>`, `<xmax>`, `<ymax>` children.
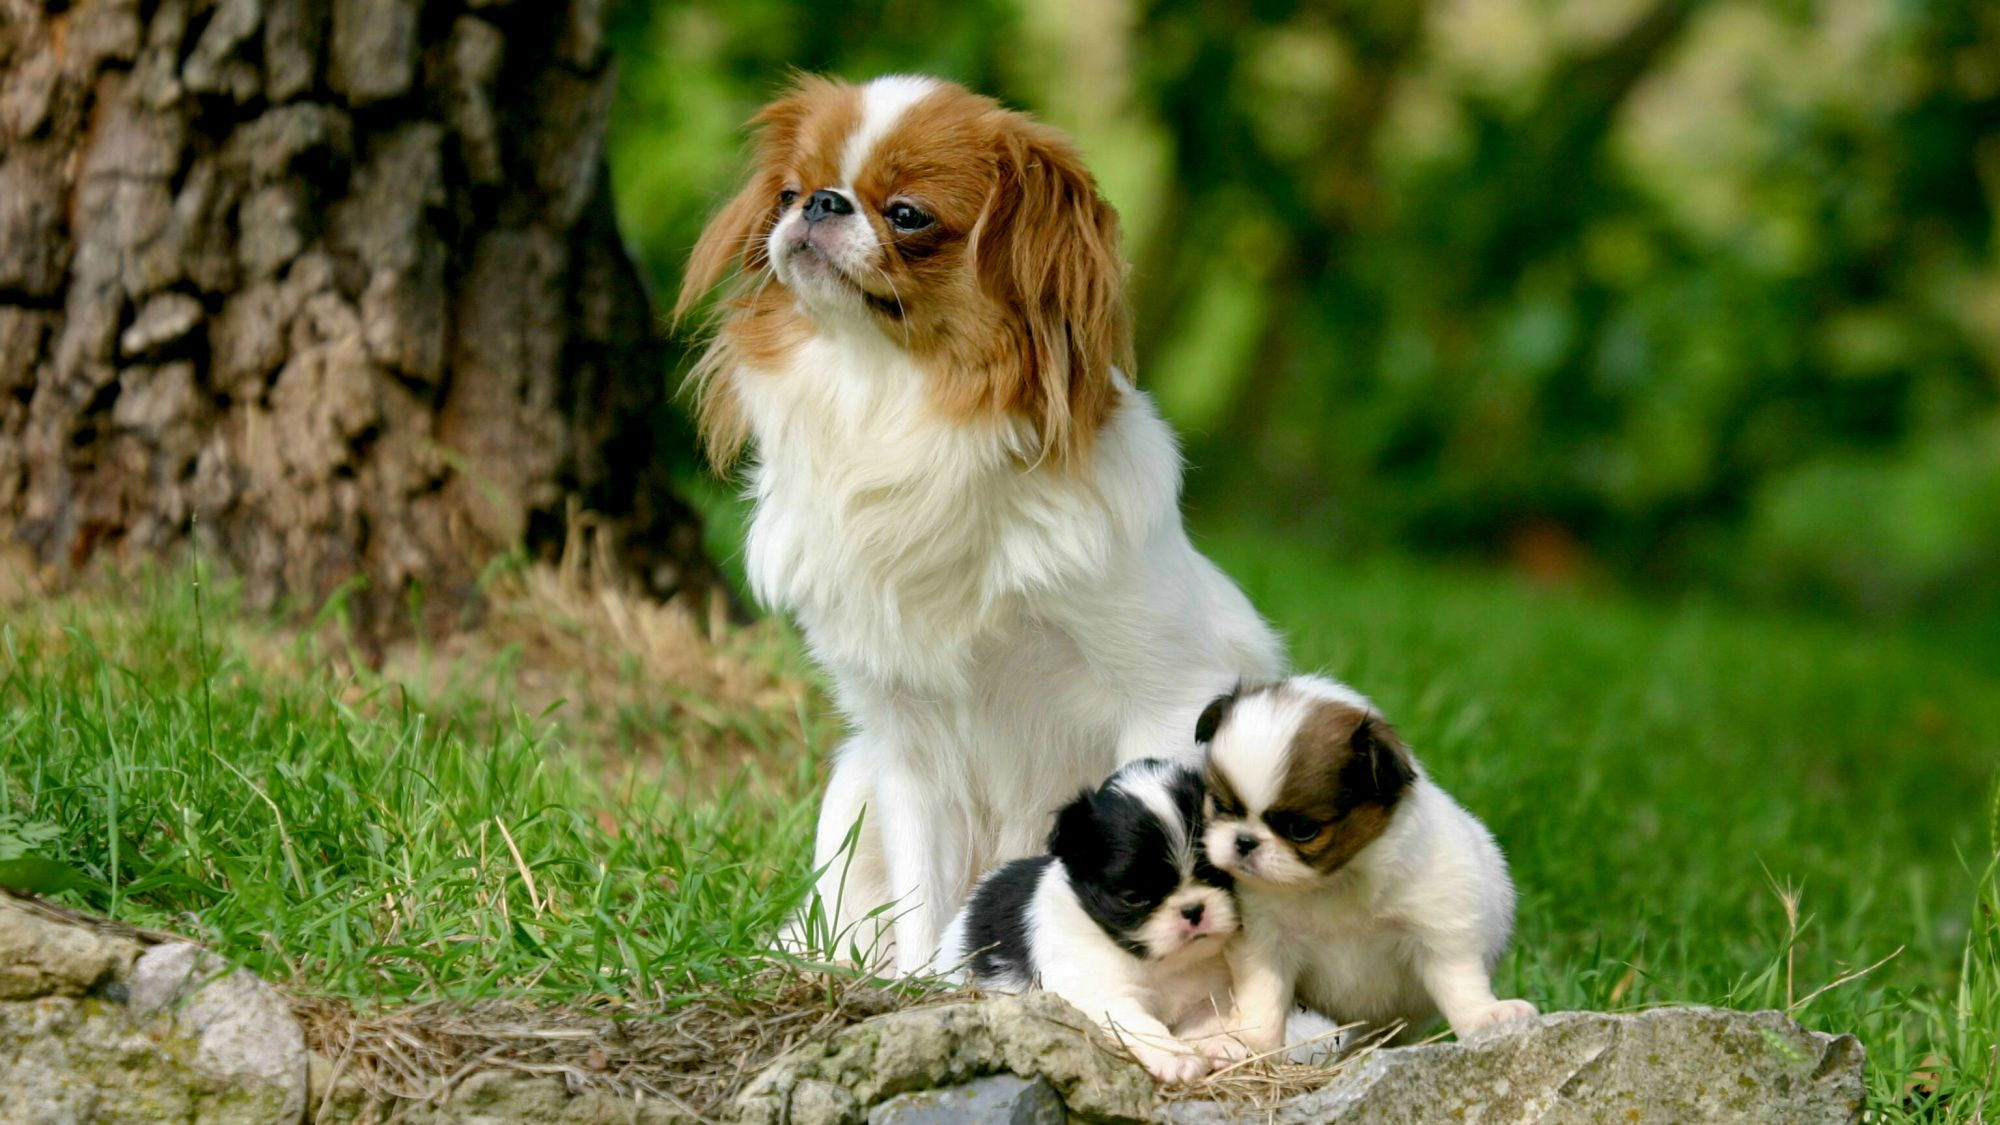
<box><xmin>1161</xmin><ymin>1023</ymin><xmax>1408</xmax><ymax>1110</ymax></box>
<box><xmin>381</xmin><ymin>523</ymin><xmax>818</xmax><ymax>793</ymax></box>
<box><xmin>292</xmin><ymin>968</ymin><xmax>933</xmax><ymax>1120</ymax></box>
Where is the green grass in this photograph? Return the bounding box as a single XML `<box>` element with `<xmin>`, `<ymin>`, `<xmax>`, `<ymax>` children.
<box><xmin>0</xmin><ymin>571</ymin><xmax>828</xmax><ymax>1008</ymax></box>
<box><xmin>2</xmin><ymin>532</ymin><xmax>1996</xmax><ymax>1118</ymax></box>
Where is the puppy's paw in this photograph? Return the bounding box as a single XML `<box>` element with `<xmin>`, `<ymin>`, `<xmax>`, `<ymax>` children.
<box><xmin>1132</xmin><ymin>1045</ymin><xmax>1212</xmax><ymax>1085</ymax></box>
<box><xmin>1456</xmin><ymin>998</ymin><xmax>1539</xmax><ymax>1037</ymax></box>
<box><xmin>1194</xmin><ymin>1032</ymin><xmax>1251</xmax><ymax>1065</ymax></box>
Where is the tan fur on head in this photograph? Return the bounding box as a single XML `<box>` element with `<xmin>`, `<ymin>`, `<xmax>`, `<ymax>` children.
<box><xmin>1202</xmin><ymin>683</ymin><xmax>1417</xmax><ymax>887</ymax></box>
<box><xmin>1275</xmin><ymin>702</ymin><xmax>1415</xmax><ymax>876</ymax></box>
<box><xmin>962</xmin><ymin>120</ymin><xmax>1131</xmax><ymax>466</ymax></box>
<box><xmin>673</xmin><ymin>75</ymin><xmax>1131</xmax><ymax>472</ymax></box>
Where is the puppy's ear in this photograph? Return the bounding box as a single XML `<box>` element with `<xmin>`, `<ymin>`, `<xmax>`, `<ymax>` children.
<box><xmin>1343</xmin><ymin>716</ymin><xmax>1415</xmax><ymax>808</ymax></box>
<box><xmin>1194</xmin><ymin>684</ymin><xmax>1241</xmax><ymax>745</ymax></box>
<box><xmin>1046</xmin><ymin>789</ymin><xmax>1101</xmax><ymax>863</ymax></box>
<box><xmin>973</xmin><ymin>120</ymin><xmax>1132</xmax><ymax>467</ymax></box>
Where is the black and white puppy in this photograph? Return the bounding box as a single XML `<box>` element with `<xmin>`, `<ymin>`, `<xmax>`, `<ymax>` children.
<box><xmin>1198</xmin><ymin>675</ymin><xmax>1537</xmax><ymax>1057</ymax></box>
<box><xmin>937</xmin><ymin>758</ymin><xmax>1239</xmax><ymax>1083</ymax></box>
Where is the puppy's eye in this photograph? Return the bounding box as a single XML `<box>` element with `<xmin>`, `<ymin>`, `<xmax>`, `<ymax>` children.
<box><xmin>779</xmin><ymin>189</ymin><xmax>799</xmax><ymax>207</ymax></box>
<box><xmin>885</xmin><ymin>202</ymin><xmax>934</xmax><ymax>232</ymax></box>
<box><xmin>1268</xmin><ymin>814</ymin><xmax>1322</xmax><ymax>844</ymax></box>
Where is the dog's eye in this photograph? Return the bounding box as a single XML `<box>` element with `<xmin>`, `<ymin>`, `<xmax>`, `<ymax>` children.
<box><xmin>1268</xmin><ymin>814</ymin><xmax>1322</xmax><ymax>844</ymax></box>
<box><xmin>779</xmin><ymin>189</ymin><xmax>799</xmax><ymax>207</ymax></box>
<box><xmin>885</xmin><ymin>202</ymin><xmax>934</xmax><ymax>232</ymax></box>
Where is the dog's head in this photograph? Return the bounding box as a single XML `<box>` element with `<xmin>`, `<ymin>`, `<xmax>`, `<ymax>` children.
<box><xmin>1198</xmin><ymin>677</ymin><xmax>1415</xmax><ymax>888</ymax></box>
<box><xmin>1049</xmin><ymin>758</ymin><xmax>1238</xmax><ymax>960</ymax></box>
<box><xmin>676</xmin><ymin>74</ymin><xmax>1131</xmax><ymax>469</ymax></box>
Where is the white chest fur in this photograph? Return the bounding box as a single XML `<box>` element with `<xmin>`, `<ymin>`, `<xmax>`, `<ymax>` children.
<box><xmin>736</xmin><ymin>324</ymin><xmax>1283</xmax><ymax>971</ymax></box>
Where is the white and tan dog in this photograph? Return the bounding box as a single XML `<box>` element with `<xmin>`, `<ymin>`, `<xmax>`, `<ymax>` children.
<box><xmin>677</xmin><ymin>75</ymin><xmax>1281</xmax><ymax>973</ymax></box>
<box><xmin>1197</xmin><ymin>676</ymin><xmax>1536</xmax><ymax>1053</ymax></box>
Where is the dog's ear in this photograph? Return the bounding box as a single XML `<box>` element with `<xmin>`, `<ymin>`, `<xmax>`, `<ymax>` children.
<box><xmin>1046</xmin><ymin>788</ymin><xmax>1101</xmax><ymax>862</ymax></box>
<box><xmin>1343</xmin><ymin>716</ymin><xmax>1414</xmax><ymax>808</ymax></box>
<box><xmin>673</xmin><ymin>76</ymin><xmax>833</xmax><ymax>324</ymax></box>
<box><xmin>972</xmin><ymin>119</ymin><xmax>1131</xmax><ymax>467</ymax></box>
<box><xmin>1194</xmin><ymin>684</ymin><xmax>1241</xmax><ymax>745</ymax></box>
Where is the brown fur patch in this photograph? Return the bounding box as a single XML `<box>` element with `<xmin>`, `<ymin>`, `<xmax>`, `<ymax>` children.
<box><xmin>1270</xmin><ymin>700</ymin><xmax>1414</xmax><ymax>875</ymax></box>
<box><xmin>673</xmin><ymin>77</ymin><xmax>862</xmax><ymax>466</ymax></box>
<box><xmin>675</xmin><ymin>76</ymin><xmax>1132</xmax><ymax>472</ymax></box>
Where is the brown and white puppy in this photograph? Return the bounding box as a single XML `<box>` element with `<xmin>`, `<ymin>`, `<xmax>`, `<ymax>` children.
<box><xmin>1196</xmin><ymin>676</ymin><xmax>1536</xmax><ymax>1056</ymax></box>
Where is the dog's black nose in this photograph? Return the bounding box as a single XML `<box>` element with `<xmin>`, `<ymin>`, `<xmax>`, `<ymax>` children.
<box><xmin>1235</xmin><ymin>833</ymin><xmax>1257</xmax><ymax>857</ymax></box>
<box><xmin>1180</xmin><ymin>902</ymin><xmax>1204</xmax><ymax>924</ymax></box>
<box><xmin>802</xmin><ymin>189</ymin><xmax>854</xmax><ymax>223</ymax></box>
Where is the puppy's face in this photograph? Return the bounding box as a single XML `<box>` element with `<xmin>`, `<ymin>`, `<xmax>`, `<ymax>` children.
<box><xmin>1049</xmin><ymin>759</ymin><xmax>1238</xmax><ymax>960</ymax></box>
<box><xmin>1197</xmin><ymin>679</ymin><xmax>1414</xmax><ymax>888</ymax></box>
<box><xmin>676</xmin><ymin>74</ymin><xmax>1132</xmax><ymax>467</ymax></box>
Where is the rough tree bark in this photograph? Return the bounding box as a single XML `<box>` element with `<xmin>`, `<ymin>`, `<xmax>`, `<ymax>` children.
<box><xmin>0</xmin><ymin>0</ymin><xmax>721</xmax><ymax>632</ymax></box>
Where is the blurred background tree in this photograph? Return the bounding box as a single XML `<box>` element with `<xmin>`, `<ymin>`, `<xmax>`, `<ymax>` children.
<box><xmin>610</xmin><ymin>0</ymin><xmax>2000</xmax><ymax>636</ymax></box>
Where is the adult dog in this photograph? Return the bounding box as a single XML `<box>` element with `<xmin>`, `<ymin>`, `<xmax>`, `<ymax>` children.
<box><xmin>677</xmin><ymin>75</ymin><xmax>1281</xmax><ymax>973</ymax></box>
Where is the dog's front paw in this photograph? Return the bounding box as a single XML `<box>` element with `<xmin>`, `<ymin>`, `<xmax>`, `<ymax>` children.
<box><xmin>1131</xmin><ymin>1044</ymin><xmax>1213</xmax><ymax>1085</ymax></box>
<box><xmin>1455</xmin><ymin>998</ymin><xmax>1539</xmax><ymax>1037</ymax></box>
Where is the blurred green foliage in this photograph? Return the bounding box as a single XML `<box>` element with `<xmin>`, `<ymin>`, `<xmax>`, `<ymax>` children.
<box><xmin>607</xmin><ymin>0</ymin><xmax>2000</xmax><ymax>624</ymax></box>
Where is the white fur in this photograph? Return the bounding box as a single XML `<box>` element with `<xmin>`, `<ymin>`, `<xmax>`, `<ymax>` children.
<box><xmin>937</xmin><ymin>861</ymin><xmax>1236</xmax><ymax>1084</ymax></box>
<box><xmin>743</xmin><ymin>86</ymin><xmax>1282</xmax><ymax>974</ymax></box>
<box><xmin>841</xmin><ymin>75</ymin><xmax>940</xmax><ymax>184</ymax></box>
<box><xmin>1204</xmin><ymin>676</ymin><xmax>1536</xmax><ymax>1053</ymax></box>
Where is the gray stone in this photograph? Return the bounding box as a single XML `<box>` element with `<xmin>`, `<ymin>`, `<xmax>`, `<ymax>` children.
<box><xmin>127</xmin><ymin>942</ymin><xmax>311</xmax><ymax>1124</ymax></box>
<box><xmin>0</xmin><ymin>899</ymin><xmax>306</xmax><ymax>1124</ymax></box>
<box><xmin>306</xmin><ymin>1066</ymin><xmax>701</xmax><ymax>1125</ymax></box>
<box><xmin>869</xmin><ymin>1074</ymin><xmax>1066</xmax><ymax>1125</ymax></box>
<box><xmin>0</xmin><ymin>896</ymin><xmax>138</xmax><ymax>1001</ymax></box>
<box><xmin>1163</xmin><ymin>1007</ymin><xmax>1865</xmax><ymax>1125</ymax></box>
<box><xmin>730</xmin><ymin>992</ymin><xmax>1158</xmax><ymax>1125</ymax></box>
<box><xmin>0</xmin><ymin>987</ymin><xmax>298</xmax><ymax>1123</ymax></box>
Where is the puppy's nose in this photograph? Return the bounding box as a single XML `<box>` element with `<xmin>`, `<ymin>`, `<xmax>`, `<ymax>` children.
<box><xmin>1235</xmin><ymin>833</ymin><xmax>1258</xmax><ymax>857</ymax></box>
<box><xmin>1180</xmin><ymin>902</ymin><xmax>1204</xmax><ymax>925</ymax></box>
<box><xmin>802</xmin><ymin>189</ymin><xmax>854</xmax><ymax>223</ymax></box>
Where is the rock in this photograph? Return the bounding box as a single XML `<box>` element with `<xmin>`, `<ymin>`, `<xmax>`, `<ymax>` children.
<box><xmin>0</xmin><ymin>896</ymin><xmax>309</xmax><ymax>1124</ymax></box>
<box><xmin>306</xmin><ymin>1068</ymin><xmax>701</xmax><ymax>1125</ymax></box>
<box><xmin>127</xmin><ymin>941</ymin><xmax>311</xmax><ymax>1123</ymax></box>
<box><xmin>0</xmin><ymin>896</ymin><xmax>138</xmax><ymax>1001</ymax></box>
<box><xmin>870</xmin><ymin>1074</ymin><xmax>1066</xmax><ymax>1125</ymax></box>
<box><xmin>730</xmin><ymin>992</ymin><xmax>1158</xmax><ymax>1125</ymax></box>
<box><xmin>0</xmin><ymin>986</ymin><xmax>296</xmax><ymax>1123</ymax></box>
<box><xmin>1163</xmin><ymin>1007</ymin><xmax>1865</xmax><ymax>1125</ymax></box>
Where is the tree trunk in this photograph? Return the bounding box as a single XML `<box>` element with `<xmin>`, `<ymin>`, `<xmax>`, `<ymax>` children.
<box><xmin>0</xmin><ymin>0</ymin><xmax>722</xmax><ymax>633</ymax></box>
